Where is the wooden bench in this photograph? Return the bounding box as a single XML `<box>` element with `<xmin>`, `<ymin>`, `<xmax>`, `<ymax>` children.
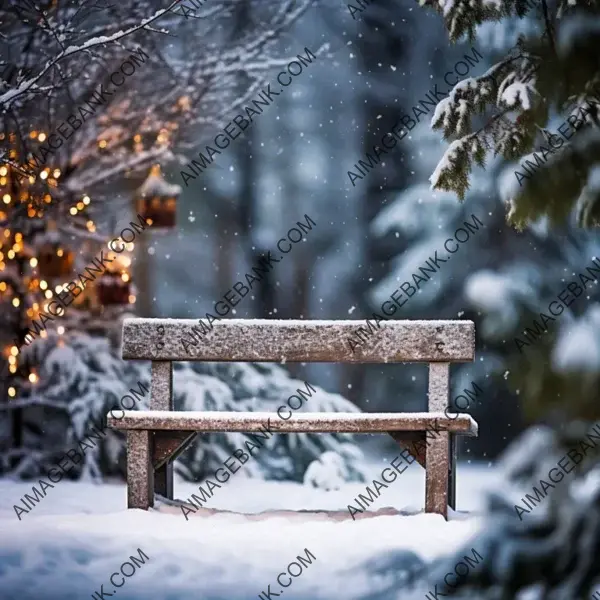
<box><xmin>108</xmin><ymin>318</ymin><xmax>478</xmax><ymax>519</ymax></box>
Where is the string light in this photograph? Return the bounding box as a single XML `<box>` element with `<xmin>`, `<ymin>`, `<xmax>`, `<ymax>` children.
<box><xmin>1</xmin><ymin>118</ymin><xmax>144</xmax><ymax>399</ymax></box>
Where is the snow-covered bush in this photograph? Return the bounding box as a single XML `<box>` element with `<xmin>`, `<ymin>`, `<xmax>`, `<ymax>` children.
<box><xmin>1</xmin><ymin>331</ymin><xmax>367</xmax><ymax>485</ymax></box>
<box><xmin>303</xmin><ymin>447</ymin><xmax>364</xmax><ymax>491</ymax></box>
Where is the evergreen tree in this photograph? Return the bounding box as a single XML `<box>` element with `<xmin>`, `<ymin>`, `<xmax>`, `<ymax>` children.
<box><xmin>420</xmin><ymin>0</ymin><xmax>600</xmax><ymax>229</ymax></box>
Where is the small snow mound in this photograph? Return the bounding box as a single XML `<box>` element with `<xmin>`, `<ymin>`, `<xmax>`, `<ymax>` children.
<box><xmin>303</xmin><ymin>451</ymin><xmax>349</xmax><ymax>491</ymax></box>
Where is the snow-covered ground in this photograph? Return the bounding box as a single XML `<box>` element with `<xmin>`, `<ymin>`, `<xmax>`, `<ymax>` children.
<box><xmin>0</xmin><ymin>462</ymin><xmax>498</xmax><ymax>600</ymax></box>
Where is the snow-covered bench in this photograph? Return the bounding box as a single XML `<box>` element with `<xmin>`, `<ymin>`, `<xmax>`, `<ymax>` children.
<box><xmin>109</xmin><ymin>318</ymin><xmax>477</xmax><ymax>519</ymax></box>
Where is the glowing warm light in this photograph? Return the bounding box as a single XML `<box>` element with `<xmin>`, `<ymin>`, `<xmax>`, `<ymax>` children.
<box><xmin>128</xmin><ymin>294</ymin><xmax>136</xmax><ymax>303</ymax></box>
<box><xmin>10</xmin><ymin>346</ymin><xmax>18</xmax><ymax>356</ymax></box>
<box><xmin>122</xmin><ymin>257</ymin><xmax>132</xmax><ymax>268</ymax></box>
<box><xmin>44</xmin><ymin>290</ymin><xmax>53</xmax><ymax>299</ymax></box>
<box><xmin>8</xmin><ymin>356</ymin><xmax>15</xmax><ymax>365</ymax></box>
<box><xmin>126</xmin><ymin>243</ymin><xmax>134</xmax><ymax>251</ymax></box>
<box><xmin>30</xmin><ymin>257</ymin><xmax>38</xmax><ymax>267</ymax></box>
<box><xmin>44</xmin><ymin>194</ymin><xmax>52</xmax><ymax>204</ymax></box>
<box><xmin>3</xmin><ymin>194</ymin><xmax>11</xmax><ymax>204</ymax></box>
<box><xmin>77</xmin><ymin>202</ymin><xmax>84</xmax><ymax>210</ymax></box>
<box><xmin>54</xmin><ymin>285</ymin><xmax>62</xmax><ymax>294</ymax></box>
<box><xmin>40</xmin><ymin>171</ymin><xmax>48</xmax><ymax>180</ymax></box>
<box><xmin>7</xmin><ymin>250</ymin><xmax>15</xmax><ymax>259</ymax></box>
<box><xmin>99</xmin><ymin>140</ymin><xmax>107</xmax><ymax>148</ymax></box>
<box><xmin>9</xmin><ymin>365</ymin><xmax>16</xmax><ymax>374</ymax></box>
<box><xmin>0</xmin><ymin>282</ymin><xmax>6</xmax><ymax>291</ymax></box>
<box><xmin>29</xmin><ymin>373</ymin><xmax>38</xmax><ymax>383</ymax></box>
<box><xmin>69</xmin><ymin>207</ymin><xmax>77</xmax><ymax>215</ymax></box>
<box><xmin>83</xmin><ymin>195</ymin><xmax>90</xmax><ymax>205</ymax></box>
<box><xmin>0</xmin><ymin>178</ymin><xmax>6</xmax><ymax>185</ymax></box>
<box><xmin>146</xmin><ymin>218</ymin><xmax>153</xmax><ymax>226</ymax></box>
<box><xmin>38</xmin><ymin>133</ymin><xmax>47</xmax><ymax>142</ymax></box>
<box><xmin>33</xmin><ymin>302</ymin><xmax>39</xmax><ymax>310</ymax></box>
<box><xmin>40</xmin><ymin>280</ymin><xmax>48</xmax><ymax>290</ymax></box>
<box><xmin>8</xmin><ymin>387</ymin><xmax>16</xmax><ymax>397</ymax></box>
<box><xmin>57</xmin><ymin>248</ymin><xmax>64</xmax><ymax>257</ymax></box>
<box><xmin>121</xmin><ymin>273</ymin><xmax>130</xmax><ymax>282</ymax></box>
<box><xmin>57</xmin><ymin>326</ymin><xmax>65</xmax><ymax>334</ymax></box>
<box><xmin>40</xmin><ymin>330</ymin><xmax>47</xmax><ymax>338</ymax></box>
<box><xmin>15</xmin><ymin>233</ymin><xmax>22</xmax><ymax>242</ymax></box>
<box><xmin>53</xmin><ymin>169</ymin><xmax>60</xmax><ymax>178</ymax></box>
<box><xmin>28</xmin><ymin>176</ymin><xmax>35</xmax><ymax>184</ymax></box>
<box><xmin>3</xmin><ymin>230</ymin><xmax>10</xmax><ymax>238</ymax></box>
<box><xmin>0</xmin><ymin>166</ymin><xmax>7</xmax><ymax>176</ymax></box>
<box><xmin>30</xmin><ymin>131</ymin><xmax>37</xmax><ymax>139</ymax></box>
<box><xmin>11</xmin><ymin>297</ymin><xmax>19</xmax><ymax>307</ymax></box>
<box><xmin>134</xmin><ymin>134</ymin><xmax>142</xmax><ymax>143</ymax></box>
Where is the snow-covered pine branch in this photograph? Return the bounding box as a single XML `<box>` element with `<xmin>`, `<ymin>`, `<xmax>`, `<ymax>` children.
<box><xmin>420</xmin><ymin>0</ymin><xmax>600</xmax><ymax>225</ymax></box>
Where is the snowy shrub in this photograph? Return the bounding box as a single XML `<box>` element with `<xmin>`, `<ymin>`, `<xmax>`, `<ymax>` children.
<box><xmin>2</xmin><ymin>331</ymin><xmax>367</xmax><ymax>485</ymax></box>
<box><xmin>177</xmin><ymin>362</ymin><xmax>367</xmax><ymax>483</ymax></box>
<box><xmin>303</xmin><ymin>447</ymin><xmax>364</xmax><ymax>491</ymax></box>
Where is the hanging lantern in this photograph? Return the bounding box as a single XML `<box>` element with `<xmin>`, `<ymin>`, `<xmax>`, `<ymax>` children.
<box><xmin>96</xmin><ymin>254</ymin><xmax>131</xmax><ymax>306</ymax></box>
<box><xmin>37</xmin><ymin>241</ymin><xmax>74</xmax><ymax>279</ymax></box>
<box><xmin>134</xmin><ymin>164</ymin><xmax>181</xmax><ymax>229</ymax></box>
<box><xmin>96</xmin><ymin>271</ymin><xmax>131</xmax><ymax>305</ymax></box>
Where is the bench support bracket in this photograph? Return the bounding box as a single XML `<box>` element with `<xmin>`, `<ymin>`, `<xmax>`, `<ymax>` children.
<box><xmin>387</xmin><ymin>431</ymin><xmax>426</xmax><ymax>468</ymax></box>
<box><xmin>153</xmin><ymin>431</ymin><xmax>199</xmax><ymax>471</ymax></box>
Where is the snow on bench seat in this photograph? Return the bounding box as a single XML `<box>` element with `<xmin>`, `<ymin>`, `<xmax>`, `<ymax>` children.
<box><xmin>107</xmin><ymin>410</ymin><xmax>478</xmax><ymax>436</ymax></box>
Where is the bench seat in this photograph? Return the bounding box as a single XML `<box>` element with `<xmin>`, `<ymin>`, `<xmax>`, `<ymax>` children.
<box><xmin>108</xmin><ymin>411</ymin><xmax>478</xmax><ymax>435</ymax></box>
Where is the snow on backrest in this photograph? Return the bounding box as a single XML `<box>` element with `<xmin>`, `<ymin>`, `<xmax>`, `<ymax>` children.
<box><xmin>122</xmin><ymin>318</ymin><xmax>475</xmax><ymax>364</ymax></box>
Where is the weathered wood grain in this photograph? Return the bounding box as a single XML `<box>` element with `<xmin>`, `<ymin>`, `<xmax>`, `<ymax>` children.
<box><xmin>108</xmin><ymin>411</ymin><xmax>478</xmax><ymax>436</ymax></box>
<box><xmin>122</xmin><ymin>318</ymin><xmax>475</xmax><ymax>363</ymax></box>
<box><xmin>127</xmin><ymin>430</ymin><xmax>153</xmax><ymax>510</ymax></box>
<box><xmin>425</xmin><ymin>430</ymin><xmax>450</xmax><ymax>518</ymax></box>
<box><xmin>151</xmin><ymin>361</ymin><xmax>173</xmax><ymax>499</ymax></box>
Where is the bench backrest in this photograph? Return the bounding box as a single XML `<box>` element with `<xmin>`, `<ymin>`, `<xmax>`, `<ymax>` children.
<box><xmin>122</xmin><ymin>318</ymin><xmax>474</xmax><ymax>363</ymax></box>
<box><xmin>122</xmin><ymin>318</ymin><xmax>474</xmax><ymax>412</ymax></box>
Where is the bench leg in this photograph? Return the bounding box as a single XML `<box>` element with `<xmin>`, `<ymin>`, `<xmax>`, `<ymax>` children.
<box><xmin>127</xmin><ymin>430</ymin><xmax>154</xmax><ymax>510</ymax></box>
<box><xmin>155</xmin><ymin>464</ymin><xmax>173</xmax><ymax>500</ymax></box>
<box><xmin>151</xmin><ymin>361</ymin><xmax>174</xmax><ymax>500</ymax></box>
<box><xmin>448</xmin><ymin>435</ymin><xmax>457</xmax><ymax>510</ymax></box>
<box><xmin>425</xmin><ymin>430</ymin><xmax>449</xmax><ymax>519</ymax></box>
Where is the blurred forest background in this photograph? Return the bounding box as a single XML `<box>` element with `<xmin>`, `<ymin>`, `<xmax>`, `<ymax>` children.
<box><xmin>1</xmin><ymin>0</ymin><xmax>599</xmax><ymax>480</ymax></box>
